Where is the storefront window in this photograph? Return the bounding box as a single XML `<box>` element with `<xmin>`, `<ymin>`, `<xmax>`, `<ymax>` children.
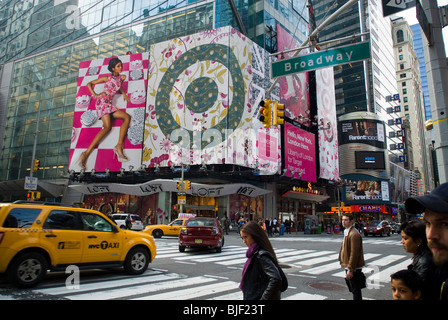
<box><xmin>83</xmin><ymin>193</ymin><xmax>158</xmax><ymax>225</ymax></box>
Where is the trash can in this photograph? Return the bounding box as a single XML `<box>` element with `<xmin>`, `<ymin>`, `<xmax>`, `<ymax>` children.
<box><xmin>317</xmin><ymin>224</ymin><xmax>321</xmax><ymax>234</ymax></box>
<box><xmin>334</xmin><ymin>224</ymin><xmax>340</xmax><ymax>234</ymax></box>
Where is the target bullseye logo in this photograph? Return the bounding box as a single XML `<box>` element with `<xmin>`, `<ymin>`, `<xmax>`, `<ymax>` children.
<box><xmin>155</xmin><ymin>43</ymin><xmax>245</xmax><ymax>151</ymax></box>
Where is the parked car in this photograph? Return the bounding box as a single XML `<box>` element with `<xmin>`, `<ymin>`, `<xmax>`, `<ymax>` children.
<box><xmin>179</xmin><ymin>217</ymin><xmax>224</xmax><ymax>253</ymax></box>
<box><xmin>364</xmin><ymin>220</ymin><xmax>391</xmax><ymax>237</ymax></box>
<box><xmin>0</xmin><ymin>201</ymin><xmax>156</xmax><ymax>288</ymax></box>
<box><xmin>390</xmin><ymin>222</ymin><xmax>401</xmax><ymax>234</ymax></box>
<box><xmin>144</xmin><ymin>218</ymin><xmax>188</xmax><ymax>238</ymax></box>
<box><xmin>111</xmin><ymin>213</ymin><xmax>143</xmax><ymax>231</ymax></box>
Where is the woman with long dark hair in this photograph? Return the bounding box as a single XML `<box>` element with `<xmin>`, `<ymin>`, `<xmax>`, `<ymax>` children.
<box><xmin>78</xmin><ymin>57</ymin><xmax>131</xmax><ymax>170</ymax></box>
<box><xmin>239</xmin><ymin>221</ymin><xmax>284</xmax><ymax>300</ymax></box>
<box><xmin>400</xmin><ymin>220</ymin><xmax>437</xmax><ymax>299</ymax></box>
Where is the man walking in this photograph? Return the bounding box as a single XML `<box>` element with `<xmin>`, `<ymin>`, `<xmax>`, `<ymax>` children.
<box><xmin>405</xmin><ymin>182</ymin><xmax>448</xmax><ymax>300</ymax></box>
<box><xmin>338</xmin><ymin>213</ymin><xmax>365</xmax><ymax>300</ymax></box>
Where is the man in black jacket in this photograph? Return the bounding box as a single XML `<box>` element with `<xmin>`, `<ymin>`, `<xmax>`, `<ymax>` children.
<box><xmin>405</xmin><ymin>182</ymin><xmax>448</xmax><ymax>300</ymax></box>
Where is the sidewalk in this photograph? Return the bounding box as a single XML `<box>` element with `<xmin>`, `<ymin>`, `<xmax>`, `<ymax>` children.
<box><xmin>225</xmin><ymin>228</ymin><xmax>344</xmax><ymax>238</ymax></box>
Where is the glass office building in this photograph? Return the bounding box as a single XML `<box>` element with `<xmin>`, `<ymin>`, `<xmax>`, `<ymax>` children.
<box><xmin>0</xmin><ymin>0</ymin><xmax>309</xmax><ymax>201</ymax></box>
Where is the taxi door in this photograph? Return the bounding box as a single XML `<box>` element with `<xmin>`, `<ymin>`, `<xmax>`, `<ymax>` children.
<box><xmin>40</xmin><ymin>210</ymin><xmax>83</xmax><ymax>265</ymax></box>
<box><xmin>79</xmin><ymin>211</ymin><xmax>123</xmax><ymax>263</ymax></box>
<box><xmin>165</xmin><ymin>219</ymin><xmax>186</xmax><ymax>236</ymax></box>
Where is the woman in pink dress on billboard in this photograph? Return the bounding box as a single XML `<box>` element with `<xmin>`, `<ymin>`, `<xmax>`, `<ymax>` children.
<box><xmin>78</xmin><ymin>57</ymin><xmax>131</xmax><ymax>170</ymax></box>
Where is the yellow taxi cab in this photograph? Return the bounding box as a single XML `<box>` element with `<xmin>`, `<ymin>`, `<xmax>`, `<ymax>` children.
<box><xmin>143</xmin><ymin>218</ymin><xmax>188</xmax><ymax>238</ymax></box>
<box><xmin>0</xmin><ymin>201</ymin><xmax>157</xmax><ymax>288</ymax></box>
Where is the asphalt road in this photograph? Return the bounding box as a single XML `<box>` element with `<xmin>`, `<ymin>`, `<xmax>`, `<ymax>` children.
<box><xmin>0</xmin><ymin>231</ymin><xmax>409</xmax><ymax>301</ymax></box>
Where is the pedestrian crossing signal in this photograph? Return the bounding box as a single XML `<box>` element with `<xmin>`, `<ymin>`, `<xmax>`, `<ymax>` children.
<box><xmin>259</xmin><ymin>100</ymin><xmax>272</xmax><ymax>128</ymax></box>
<box><xmin>273</xmin><ymin>101</ymin><xmax>285</xmax><ymax>126</ymax></box>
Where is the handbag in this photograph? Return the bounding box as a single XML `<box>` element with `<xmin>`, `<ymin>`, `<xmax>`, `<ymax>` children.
<box><xmin>345</xmin><ymin>270</ymin><xmax>366</xmax><ymax>292</ymax></box>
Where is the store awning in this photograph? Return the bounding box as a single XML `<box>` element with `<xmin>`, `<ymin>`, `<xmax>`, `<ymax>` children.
<box><xmin>281</xmin><ymin>190</ymin><xmax>330</xmax><ymax>203</ymax></box>
<box><xmin>69</xmin><ymin>179</ymin><xmax>271</xmax><ymax>197</ymax></box>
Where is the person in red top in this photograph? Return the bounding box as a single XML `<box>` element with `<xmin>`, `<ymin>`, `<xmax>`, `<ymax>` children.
<box><xmin>78</xmin><ymin>57</ymin><xmax>131</xmax><ymax>170</ymax></box>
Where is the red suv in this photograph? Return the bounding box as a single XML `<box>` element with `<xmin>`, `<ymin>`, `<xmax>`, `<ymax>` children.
<box><xmin>179</xmin><ymin>217</ymin><xmax>224</xmax><ymax>253</ymax></box>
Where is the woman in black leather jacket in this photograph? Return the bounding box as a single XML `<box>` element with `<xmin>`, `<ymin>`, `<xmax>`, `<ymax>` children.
<box><xmin>239</xmin><ymin>221</ymin><xmax>283</xmax><ymax>300</ymax></box>
<box><xmin>400</xmin><ymin>220</ymin><xmax>438</xmax><ymax>300</ymax></box>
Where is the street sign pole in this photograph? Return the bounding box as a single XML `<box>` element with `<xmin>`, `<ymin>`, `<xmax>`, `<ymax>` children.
<box><xmin>267</xmin><ymin>0</ymin><xmax>361</xmax><ymax>96</ymax></box>
<box><xmin>420</xmin><ymin>0</ymin><xmax>448</xmax><ymax>184</ymax></box>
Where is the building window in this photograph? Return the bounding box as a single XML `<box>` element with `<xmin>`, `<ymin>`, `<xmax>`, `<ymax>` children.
<box><xmin>397</xmin><ymin>29</ymin><xmax>404</xmax><ymax>43</ymax></box>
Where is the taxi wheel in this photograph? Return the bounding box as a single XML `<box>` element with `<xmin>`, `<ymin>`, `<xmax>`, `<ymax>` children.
<box><xmin>8</xmin><ymin>252</ymin><xmax>48</xmax><ymax>288</ymax></box>
<box><xmin>124</xmin><ymin>247</ymin><xmax>149</xmax><ymax>275</ymax></box>
<box><xmin>152</xmin><ymin>229</ymin><xmax>163</xmax><ymax>238</ymax></box>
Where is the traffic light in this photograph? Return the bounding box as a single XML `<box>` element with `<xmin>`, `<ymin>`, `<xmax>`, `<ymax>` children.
<box><xmin>184</xmin><ymin>180</ymin><xmax>191</xmax><ymax>191</ymax></box>
<box><xmin>273</xmin><ymin>101</ymin><xmax>285</xmax><ymax>126</ymax></box>
<box><xmin>26</xmin><ymin>191</ymin><xmax>41</xmax><ymax>200</ymax></box>
<box><xmin>259</xmin><ymin>99</ymin><xmax>272</xmax><ymax>128</ymax></box>
<box><xmin>33</xmin><ymin>159</ymin><xmax>40</xmax><ymax>172</ymax></box>
<box><xmin>177</xmin><ymin>181</ymin><xmax>182</xmax><ymax>191</ymax></box>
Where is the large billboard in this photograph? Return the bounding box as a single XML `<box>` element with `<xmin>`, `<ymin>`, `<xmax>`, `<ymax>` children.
<box><xmin>143</xmin><ymin>26</ymin><xmax>280</xmax><ymax>173</ymax></box>
<box><xmin>283</xmin><ymin>122</ymin><xmax>316</xmax><ymax>182</ymax></box>
<box><xmin>316</xmin><ymin>67</ymin><xmax>339</xmax><ymax>181</ymax></box>
<box><xmin>339</xmin><ymin>119</ymin><xmax>386</xmax><ymax>148</ymax></box>
<box><xmin>69</xmin><ymin>27</ymin><xmax>280</xmax><ymax>173</ymax></box>
<box><xmin>276</xmin><ymin>24</ymin><xmax>310</xmax><ymax>127</ymax></box>
<box><xmin>69</xmin><ymin>52</ymin><xmax>149</xmax><ymax>172</ymax></box>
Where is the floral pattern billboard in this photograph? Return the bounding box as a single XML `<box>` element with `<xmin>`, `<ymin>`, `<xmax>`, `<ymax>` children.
<box><xmin>143</xmin><ymin>26</ymin><xmax>280</xmax><ymax>174</ymax></box>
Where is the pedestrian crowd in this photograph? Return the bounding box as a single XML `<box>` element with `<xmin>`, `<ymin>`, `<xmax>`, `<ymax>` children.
<box><xmin>237</xmin><ymin>182</ymin><xmax>448</xmax><ymax>301</ymax></box>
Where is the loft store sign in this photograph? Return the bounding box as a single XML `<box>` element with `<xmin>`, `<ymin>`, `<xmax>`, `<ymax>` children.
<box><xmin>69</xmin><ymin>179</ymin><xmax>271</xmax><ymax>197</ymax></box>
<box><xmin>271</xmin><ymin>41</ymin><xmax>371</xmax><ymax>78</ymax></box>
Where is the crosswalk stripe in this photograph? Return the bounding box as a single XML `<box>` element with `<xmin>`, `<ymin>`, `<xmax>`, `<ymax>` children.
<box><xmin>132</xmin><ymin>280</ymin><xmax>237</xmax><ymax>300</ymax></box>
<box><xmin>302</xmin><ymin>253</ymin><xmax>381</xmax><ymax>275</ymax></box>
<box><xmin>371</xmin><ymin>259</ymin><xmax>411</xmax><ymax>283</ymax></box>
<box><xmin>34</xmin><ymin>269</ymin><xmax>167</xmax><ymax>295</ymax></box>
<box><xmin>278</xmin><ymin>250</ymin><xmax>316</xmax><ymax>263</ymax></box>
<box><xmin>215</xmin><ymin>248</ymin><xmax>292</xmax><ymax>266</ymax></box>
<box><xmin>283</xmin><ymin>292</ymin><xmax>328</xmax><ymax>300</ymax></box>
<box><xmin>365</xmin><ymin>254</ymin><xmax>407</xmax><ymax>267</ymax></box>
<box><xmin>67</xmin><ymin>276</ymin><xmax>215</xmax><ymax>300</ymax></box>
<box><xmin>209</xmin><ymin>291</ymin><xmax>243</xmax><ymax>300</ymax></box>
<box><xmin>173</xmin><ymin>248</ymin><xmax>246</xmax><ymax>261</ymax></box>
<box><xmin>295</xmin><ymin>253</ymin><xmax>339</xmax><ymax>266</ymax></box>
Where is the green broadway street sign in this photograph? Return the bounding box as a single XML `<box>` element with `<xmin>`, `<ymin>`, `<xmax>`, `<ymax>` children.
<box><xmin>271</xmin><ymin>41</ymin><xmax>371</xmax><ymax>78</ymax></box>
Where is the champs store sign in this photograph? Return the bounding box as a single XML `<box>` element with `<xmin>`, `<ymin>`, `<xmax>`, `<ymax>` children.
<box><xmin>68</xmin><ymin>26</ymin><xmax>280</xmax><ymax>175</ymax></box>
